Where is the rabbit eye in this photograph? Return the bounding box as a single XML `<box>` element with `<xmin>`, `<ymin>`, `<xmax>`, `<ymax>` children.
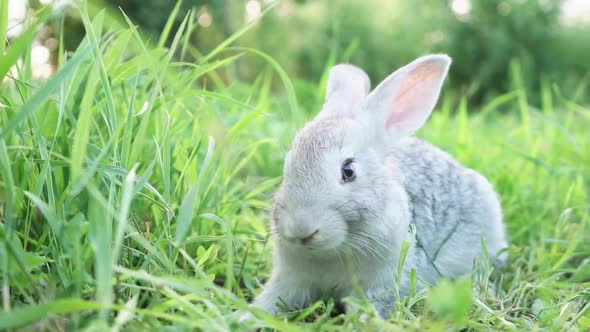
<box><xmin>341</xmin><ymin>159</ymin><xmax>356</xmax><ymax>182</ymax></box>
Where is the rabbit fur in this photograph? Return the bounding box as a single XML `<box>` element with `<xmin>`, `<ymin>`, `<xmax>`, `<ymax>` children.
<box><xmin>251</xmin><ymin>54</ymin><xmax>508</xmax><ymax>318</ymax></box>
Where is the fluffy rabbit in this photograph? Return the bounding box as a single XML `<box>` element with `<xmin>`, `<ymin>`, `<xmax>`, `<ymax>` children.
<box><xmin>251</xmin><ymin>54</ymin><xmax>508</xmax><ymax>318</ymax></box>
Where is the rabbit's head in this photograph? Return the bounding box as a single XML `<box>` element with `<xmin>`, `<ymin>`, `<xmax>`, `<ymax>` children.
<box><xmin>272</xmin><ymin>55</ymin><xmax>451</xmax><ymax>257</ymax></box>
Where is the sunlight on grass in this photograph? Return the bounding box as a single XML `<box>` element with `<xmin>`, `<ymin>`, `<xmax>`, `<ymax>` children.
<box><xmin>0</xmin><ymin>2</ymin><xmax>589</xmax><ymax>331</ymax></box>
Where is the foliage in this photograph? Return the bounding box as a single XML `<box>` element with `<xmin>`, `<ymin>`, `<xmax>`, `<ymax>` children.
<box><xmin>56</xmin><ymin>0</ymin><xmax>590</xmax><ymax>106</ymax></box>
<box><xmin>243</xmin><ymin>0</ymin><xmax>590</xmax><ymax>106</ymax></box>
<box><xmin>111</xmin><ymin>0</ymin><xmax>243</xmax><ymax>35</ymax></box>
<box><xmin>0</xmin><ymin>2</ymin><xmax>589</xmax><ymax>331</ymax></box>
<box><xmin>427</xmin><ymin>277</ymin><xmax>473</xmax><ymax>328</ymax></box>
<box><xmin>444</xmin><ymin>0</ymin><xmax>566</xmax><ymax>103</ymax></box>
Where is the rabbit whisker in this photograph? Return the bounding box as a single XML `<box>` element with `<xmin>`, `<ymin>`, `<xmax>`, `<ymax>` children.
<box><xmin>334</xmin><ymin>249</ymin><xmax>345</xmax><ymax>267</ymax></box>
<box><xmin>347</xmin><ymin>237</ymin><xmax>387</xmax><ymax>260</ymax></box>
<box><xmin>349</xmin><ymin>230</ymin><xmax>390</xmax><ymax>251</ymax></box>
<box><xmin>341</xmin><ymin>241</ymin><xmax>363</xmax><ymax>264</ymax></box>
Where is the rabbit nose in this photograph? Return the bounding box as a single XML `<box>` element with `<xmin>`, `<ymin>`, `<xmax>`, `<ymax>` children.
<box><xmin>284</xmin><ymin>226</ymin><xmax>319</xmax><ymax>245</ymax></box>
<box><xmin>295</xmin><ymin>229</ymin><xmax>319</xmax><ymax>245</ymax></box>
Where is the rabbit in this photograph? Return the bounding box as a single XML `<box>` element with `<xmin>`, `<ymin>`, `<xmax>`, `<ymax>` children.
<box><xmin>250</xmin><ymin>54</ymin><xmax>508</xmax><ymax>319</ymax></box>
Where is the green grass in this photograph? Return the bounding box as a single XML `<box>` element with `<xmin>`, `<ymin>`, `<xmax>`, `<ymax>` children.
<box><xmin>1</xmin><ymin>4</ymin><xmax>589</xmax><ymax>331</ymax></box>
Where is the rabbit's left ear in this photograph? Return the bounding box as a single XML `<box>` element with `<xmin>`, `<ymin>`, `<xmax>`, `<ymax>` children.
<box><xmin>321</xmin><ymin>64</ymin><xmax>370</xmax><ymax>116</ymax></box>
<box><xmin>364</xmin><ymin>54</ymin><xmax>451</xmax><ymax>137</ymax></box>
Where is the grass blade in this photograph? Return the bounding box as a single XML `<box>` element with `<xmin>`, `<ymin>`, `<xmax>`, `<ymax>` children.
<box><xmin>0</xmin><ymin>299</ymin><xmax>103</xmax><ymax>330</ymax></box>
<box><xmin>158</xmin><ymin>0</ymin><xmax>183</xmax><ymax>48</ymax></box>
<box><xmin>0</xmin><ymin>21</ymin><xmax>38</xmax><ymax>81</ymax></box>
<box><xmin>0</xmin><ymin>44</ymin><xmax>92</xmax><ymax>139</ymax></box>
<box><xmin>112</xmin><ymin>164</ymin><xmax>139</xmax><ymax>265</ymax></box>
<box><xmin>175</xmin><ymin>137</ymin><xmax>215</xmax><ymax>244</ymax></box>
<box><xmin>0</xmin><ymin>0</ymin><xmax>7</xmax><ymax>56</ymax></box>
<box><xmin>200</xmin><ymin>4</ymin><xmax>276</xmax><ymax>64</ymax></box>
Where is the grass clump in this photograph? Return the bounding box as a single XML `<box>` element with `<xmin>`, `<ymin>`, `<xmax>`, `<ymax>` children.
<box><xmin>0</xmin><ymin>3</ymin><xmax>589</xmax><ymax>331</ymax></box>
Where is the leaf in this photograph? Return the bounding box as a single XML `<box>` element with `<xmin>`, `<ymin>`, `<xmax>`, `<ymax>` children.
<box><xmin>196</xmin><ymin>244</ymin><xmax>218</xmax><ymax>268</ymax></box>
<box><xmin>227</xmin><ymin>46</ymin><xmax>302</xmax><ymax>125</ymax></box>
<box><xmin>24</xmin><ymin>191</ymin><xmax>61</xmax><ymax>235</ymax></box>
<box><xmin>0</xmin><ymin>299</ymin><xmax>102</xmax><ymax>329</ymax></box>
<box><xmin>0</xmin><ymin>25</ymin><xmax>35</xmax><ymax>80</ymax></box>
<box><xmin>175</xmin><ymin>137</ymin><xmax>216</xmax><ymax>243</ymax></box>
<box><xmin>158</xmin><ymin>0</ymin><xmax>184</xmax><ymax>48</ymax></box>
<box><xmin>112</xmin><ymin>164</ymin><xmax>140</xmax><ymax>265</ymax></box>
<box><xmin>0</xmin><ymin>44</ymin><xmax>93</xmax><ymax>139</ymax></box>
<box><xmin>427</xmin><ymin>277</ymin><xmax>473</xmax><ymax>327</ymax></box>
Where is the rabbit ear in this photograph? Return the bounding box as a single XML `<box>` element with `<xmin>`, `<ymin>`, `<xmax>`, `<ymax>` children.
<box><xmin>321</xmin><ymin>64</ymin><xmax>370</xmax><ymax>116</ymax></box>
<box><xmin>364</xmin><ymin>54</ymin><xmax>451</xmax><ymax>137</ymax></box>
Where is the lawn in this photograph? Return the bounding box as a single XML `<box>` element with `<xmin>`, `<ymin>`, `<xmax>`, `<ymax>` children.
<box><xmin>0</xmin><ymin>5</ymin><xmax>589</xmax><ymax>331</ymax></box>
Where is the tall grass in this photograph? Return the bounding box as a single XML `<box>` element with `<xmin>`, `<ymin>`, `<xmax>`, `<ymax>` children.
<box><xmin>0</xmin><ymin>3</ymin><xmax>589</xmax><ymax>331</ymax></box>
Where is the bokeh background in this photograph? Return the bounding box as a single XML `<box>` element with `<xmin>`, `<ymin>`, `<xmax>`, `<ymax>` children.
<box><xmin>2</xmin><ymin>0</ymin><xmax>590</xmax><ymax>330</ymax></box>
<box><xmin>9</xmin><ymin>0</ymin><xmax>590</xmax><ymax>106</ymax></box>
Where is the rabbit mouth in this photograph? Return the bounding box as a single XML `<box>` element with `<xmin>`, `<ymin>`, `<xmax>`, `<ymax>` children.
<box><xmin>277</xmin><ymin>222</ymin><xmax>348</xmax><ymax>253</ymax></box>
<box><xmin>283</xmin><ymin>228</ymin><xmax>319</xmax><ymax>247</ymax></box>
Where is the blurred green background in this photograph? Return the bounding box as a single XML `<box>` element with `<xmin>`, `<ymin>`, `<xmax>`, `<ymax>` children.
<box><xmin>3</xmin><ymin>1</ymin><xmax>590</xmax><ymax>330</ymax></box>
<box><xmin>47</xmin><ymin>0</ymin><xmax>590</xmax><ymax>106</ymax></box>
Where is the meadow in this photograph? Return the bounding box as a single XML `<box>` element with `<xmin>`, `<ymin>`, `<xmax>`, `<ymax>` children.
<box><xmin>0</xmin><ymin>4</ymin><xmax>589</xmax><ymax>331</ymax></box>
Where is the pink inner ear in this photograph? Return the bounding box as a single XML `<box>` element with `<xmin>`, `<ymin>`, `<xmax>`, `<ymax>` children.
<box><xmin>385</xmin><ymin>61</ymin><xmax>443</xmax><ymax>128</ymax></box>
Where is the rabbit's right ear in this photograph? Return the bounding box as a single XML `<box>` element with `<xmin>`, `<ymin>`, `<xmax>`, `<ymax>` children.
<box><xmin>320</xmin><ymin>64</ymin><xmax>371</xmax><ymax>117</ymax></box>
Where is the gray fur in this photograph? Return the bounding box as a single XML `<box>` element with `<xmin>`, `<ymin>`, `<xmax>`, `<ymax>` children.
<box><xmin>250</xmin><ymin>55</ymin><xmax>508</xmax><ymax>319</ymax></box>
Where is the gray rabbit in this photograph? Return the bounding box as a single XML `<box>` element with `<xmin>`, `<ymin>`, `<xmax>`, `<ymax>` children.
<box><xmin>251</xmin><ymin>55</ymin><xmax>508</xmax><ymax>318</ymax></box>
